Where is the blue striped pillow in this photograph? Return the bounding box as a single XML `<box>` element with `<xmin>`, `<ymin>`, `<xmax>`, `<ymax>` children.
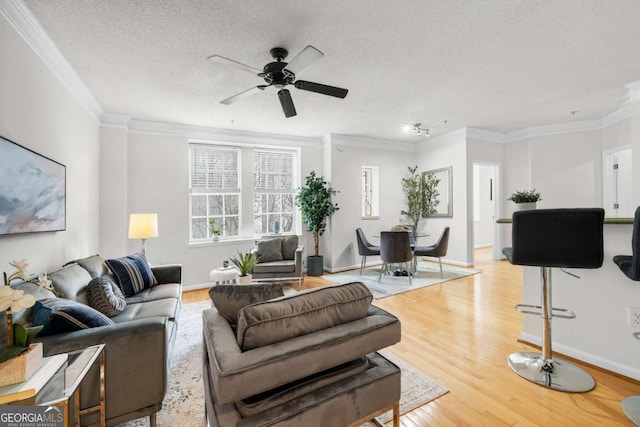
<box><xmin>33</xmin><ymin>298</ymin><xmax>114</xmax><ymax>336</ymax></box>
<box><xmin>105</xmin><ymin>252</ymin><xmax>158</xmax><ymax>297</ymax></box>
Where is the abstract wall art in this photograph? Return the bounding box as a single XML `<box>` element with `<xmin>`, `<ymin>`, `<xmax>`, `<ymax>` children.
<box><xmin>0</xmin><ymin>135</ymin><xmax>66</xmax><ymax>235</ymax></box>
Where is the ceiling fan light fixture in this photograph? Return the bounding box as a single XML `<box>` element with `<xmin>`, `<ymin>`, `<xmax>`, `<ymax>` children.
<box><xmin>210</xmin><ymin>45</ymin><xmax>348</xmax><ymax>118</ymax></box>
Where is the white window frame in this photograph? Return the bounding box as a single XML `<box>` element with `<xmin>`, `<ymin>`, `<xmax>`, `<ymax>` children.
<box><xmin>253</xmin><ymin>149</ymin><xmax>297</xmax><ymax>235</ymax></box>
<box><xmin>189</xmin><ymin>141</ymin><xmax>300</xmax><ymax>244</ymax></box>
<box><xmin>189</xmin><ymin>145</ymin><xmax>242</xmax><ymax>242</ymax></box>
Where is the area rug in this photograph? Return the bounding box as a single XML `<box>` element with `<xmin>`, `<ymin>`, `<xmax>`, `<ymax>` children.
<box><xmin>361</xmin><ymin>349</ymin><xmax>448</xmax><ymax>426</ymax></box>
<box><xmin>327</xmin><ymin>261</ymin><xmax>481</xmax><ymax>299</ymax></box>
<box><xmin>118</xmin><ymin>300</ymin><xmax>447</xmax><ymax>426</ymax></box>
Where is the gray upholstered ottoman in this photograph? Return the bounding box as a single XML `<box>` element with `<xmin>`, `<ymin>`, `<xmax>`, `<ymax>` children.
<box><xmin>204</xmin><ymin>352</ymin><xmax>400</xmax><ymax>427</ymax></box>
<box><xmin>202</xmin><ymin>282</ymin><xmax>402</xmax><ymax>426</ymax></box>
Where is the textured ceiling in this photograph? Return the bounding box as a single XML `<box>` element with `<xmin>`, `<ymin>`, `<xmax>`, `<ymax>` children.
<box><xmin>22</xmin><ymin>0</ymin><xmax>640</xmax><ymax>141</ymax></box>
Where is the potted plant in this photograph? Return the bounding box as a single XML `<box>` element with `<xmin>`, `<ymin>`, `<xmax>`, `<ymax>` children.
<box><xmin>209</xmin><ymin>219</ymin><xmax>224</xmax><ymax>242</ymax></box>
<box><xmin>400</xmin><ymin>166</ymin><xmax>422</xmax><ymax>228</ymax></box>
<box><xmin>507</xmin><ymin>189</ymin><xmax>542</xmax><ymax>210</ymax></box>
<box><xmin>295</xmin><ymin>171</ymin><xmax>339</xmax><ymax>276</ymax></box>
<box><xmin>229</xmin><ymin>250</ymin><xmax>260</xmax><ymax>284</ymax></box>
<box><xmin>422</xmin><ymin>172</ymin><xmax>441</xmax><ymax>217</ymax></box>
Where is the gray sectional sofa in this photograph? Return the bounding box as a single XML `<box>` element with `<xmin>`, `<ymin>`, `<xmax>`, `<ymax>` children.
<box><xmin>203</xmin><ymin>282</ymin><xmax>402</xmax><ymax>426</ymax></box>
<box><xmin>12</xmin><ymin>254</ymin><xmax>182</xmax><ymax>427</ymax></box>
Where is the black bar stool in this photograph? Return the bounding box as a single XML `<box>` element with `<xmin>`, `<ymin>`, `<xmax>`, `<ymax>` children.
<box><xmin>613</xmin><ymin>205</ymin><xmax>640</xmax><ymax>281</ymax></box>
<box><xmin>502</xmin><ymin>208</ymin><xmax>604</xmax><ymax>392</ymax></box>
<box><xmin>622</xmin><ymin>333</ymin><xmax>640</xmax><ymax>425</ymax></box>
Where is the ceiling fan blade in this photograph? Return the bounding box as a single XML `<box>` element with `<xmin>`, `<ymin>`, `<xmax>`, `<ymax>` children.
<box><xmin>283</xmin><ymin>45</ymin><xmax>324</xmax><ymax>77</ymax></box>
<box><xmin>277</xmin><ymin>89</ymin><xmax>297</xmax><ymax>118</ymax></box>
<box><xmin>208</xmin><ymin>55</ymin><xmax>262</xmax><ymax>75</ymax></box>
<box><xmin>220</xmin><ymin>86</ymin><xmax>266</xmax><ymax>105</ymax></box>
<box><xmin>294</xmin><ymin>80</ymin><xmax>348</xmax><ymax>98</ymax></box>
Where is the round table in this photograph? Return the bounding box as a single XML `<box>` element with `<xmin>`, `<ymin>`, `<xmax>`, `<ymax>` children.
<box><xmin>209</xmin><ymin>267</ymin><xmax>239</xmax><ymax>285</ymax></box>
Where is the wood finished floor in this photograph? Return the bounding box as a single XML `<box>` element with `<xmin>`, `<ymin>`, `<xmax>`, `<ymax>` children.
<box><xmin>183</xmin><ymin>248</ymin><xmax>639</xmax><ymax>426</ymax></box>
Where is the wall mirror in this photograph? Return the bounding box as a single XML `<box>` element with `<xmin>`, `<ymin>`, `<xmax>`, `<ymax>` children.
<box><xmin>422</xmin><ymin>166</ymin><xmax>453</xmax><ymax>217</ymax></box>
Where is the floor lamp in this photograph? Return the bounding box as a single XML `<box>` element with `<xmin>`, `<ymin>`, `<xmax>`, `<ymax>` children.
<box><xmin>128</xmin><ymin>213</ymin><xmax>158</xmax><ymax>255</ymax></box>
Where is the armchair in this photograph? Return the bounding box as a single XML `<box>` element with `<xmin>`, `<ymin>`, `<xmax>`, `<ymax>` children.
<box><xmin>250</xmin><ymin>235</ymin><xmax>304</xmax><ymax>289</ymax></box>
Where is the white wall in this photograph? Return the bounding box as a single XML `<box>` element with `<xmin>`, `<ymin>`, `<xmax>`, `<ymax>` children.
<box><xmin>417</xmin><ymin>135</ymin><xmax>471</xmax><ymax>265</ymax></box>
<box><xmin>530</xmin><ymin>130</ymin><xmax>602</xmax><ymax>209</ymax></box>
<box><xmin>327</xmin><ymin>136</ymin><xmax>413</xmax><ymax>271</ymax></box>
<box><xmin>99</xmin><ymin>126</ymin><xmax>128</xmax><ymax>257</ymax></box>
<box><xmin>99</xmin><ymin>129</ymin><xmax>323</xmax><ymax>287</ymax></box>
<box><xmin>511</xmin><ymin>110</ymin><xmax>640</xmax><ymax>379</ymax></box>
<box><xmin>0</xmin><ymin>16</ymin><xmax>100</xmax><ymax>275</ymax></box>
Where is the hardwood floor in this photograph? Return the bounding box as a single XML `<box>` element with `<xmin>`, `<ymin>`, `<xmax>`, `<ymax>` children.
<box><xmin>184</xmin><ymin>248</ymin><xmax>639</xmax><ymax>426</ymax></box>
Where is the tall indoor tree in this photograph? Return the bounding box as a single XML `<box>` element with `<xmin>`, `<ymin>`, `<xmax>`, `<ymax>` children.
<box><xmin>295</xmin><ymin>171</ymin><xmax>339</xmax><ymax>276</ymax></box>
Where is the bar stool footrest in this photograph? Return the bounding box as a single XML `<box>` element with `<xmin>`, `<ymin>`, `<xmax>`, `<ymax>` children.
<box><xmin>514</xmin><ymin>304</ymin><xmax>576</xmax><ymax>319</ymax></box>
<box><xmin>507</xmin><ymin>351</ymin><xmax>595</xmax><ymax>392</ymax></box>
<box><xmin>515</xmin><ymin>304</ymin><xmax>542</xmax><ymax>316</ymax></box>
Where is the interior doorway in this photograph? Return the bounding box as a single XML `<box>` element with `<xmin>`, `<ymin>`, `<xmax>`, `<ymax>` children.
<box><xmin>603</xmin><ymin>146</ymin><xmax>633</xmax><ymax>217</ymax></box>
<box><xmin>472</xmin><ymin>163</ymin><xmax>499</xmax><ymax>262</ymax></box>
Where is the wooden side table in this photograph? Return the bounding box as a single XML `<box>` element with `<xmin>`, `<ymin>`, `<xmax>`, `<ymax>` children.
<box><xmin>6</xmin><ymin>344</ymin><xmax>106</xmax><ymax>427</ymax></box>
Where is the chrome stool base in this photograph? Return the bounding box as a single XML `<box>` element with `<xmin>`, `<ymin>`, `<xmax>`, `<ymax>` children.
<box><xmin>507</xmin><ymin>352</ymin><xmax>595</xmax><ymax>392</ymax></box>
<box><xmin>622</xmin><ymin>396</ymin><xmax>640</xmax><ymax>426</ymax></box>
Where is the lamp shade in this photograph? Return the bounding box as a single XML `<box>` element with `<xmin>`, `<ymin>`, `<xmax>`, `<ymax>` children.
<box><xmin>128</xmin><ymin>213</ymin><xmax>158</xmax><ymax>239</ymax></box>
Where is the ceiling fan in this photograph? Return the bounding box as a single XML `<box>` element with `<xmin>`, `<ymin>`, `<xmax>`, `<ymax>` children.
<box><xmin>208</xmin><ymin>45</ymin><xmax>348</xmax><ymax>118</ymax></box>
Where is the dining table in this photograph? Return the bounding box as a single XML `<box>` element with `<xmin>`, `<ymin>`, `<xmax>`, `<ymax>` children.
<box><xmin>372</xmin><ymin>231</ymin><xmax>431</xmax><ymax>275</ymax></box>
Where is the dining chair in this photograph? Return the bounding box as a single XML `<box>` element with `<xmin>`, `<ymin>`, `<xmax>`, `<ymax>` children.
<box><xmin>413</xmin><ymin>227</ymin><xmax>450</xmax><ymax>278</ymax></box>
<box><xmin>355</xmin><ymin>228</ymin><xmax>380</xmax><ymax>274</ymax></box>
<box><xmin>378</xmin><ymin>231</ymin><xmax>413</xmax><ymax>285</ymax></box>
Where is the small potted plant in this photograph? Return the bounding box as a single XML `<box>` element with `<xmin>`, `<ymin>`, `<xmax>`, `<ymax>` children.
<box><xmin>507</xmin><ymin>189</ymin><xmax>542</xmax><ymax>211</ymax></box>
<box><xmin>229</xmin><ymin>251</ymin><xmax>260</xmax><ymax>284</ymax></box>
<box><xmin>209</xmin><ymin>219</ymin><xmax>224</xmax><ymax>242</ymax></box>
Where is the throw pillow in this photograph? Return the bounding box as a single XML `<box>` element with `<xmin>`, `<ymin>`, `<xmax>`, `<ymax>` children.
<box><xmin>32</xmin><ymin>298</ymin><xmax>114</xmax><ymax>337</ymax></box>
<box><xmin>87</xmin><ymin>275</ymin><xmax>127</xmax><ymax>317</ymax></box>
<box><xmin>209</xmin><ymin>283</ymin><xmax>284</xmax><ymax>326</ymax></box>
<box><xmin>256</xmin><ymin>238</ymin><xmax>283</xmax><ymax>263</ymax></box>
<box><xmin>105</xmin><ymin>252</ymin><xmax>158</xmax><ymax>297</ymax></box>
<box><xmin>281</xmin><ymin>235</ymin><xmax>299</xmax><ymax>260</ymax></box>
<box><xmin>237</xmin><ymin>282</ymin><xmax>373</xmax><ymax>351</ymax></box>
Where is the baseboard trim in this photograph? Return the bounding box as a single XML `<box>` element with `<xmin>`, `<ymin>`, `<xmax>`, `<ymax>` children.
<box><xmin>519</xmin><ymin>332</ymin><xmax>640</xmax><ymax>382</ymax></box>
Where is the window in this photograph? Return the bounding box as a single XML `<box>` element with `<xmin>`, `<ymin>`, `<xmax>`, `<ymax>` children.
<box><xmin>253</xmin><ymin>150</ymin><xmax>295</xmax><ymax>234</ymax></box>
<box><xmin>189</xmin><ymin>143</ymin><xmax>298</xmax><ymax>242</ymax></box>
<box><xmin>361</xmin><ymin>166</ymin><xmax>379</xmax><ymax>218</ymax></box>
<box><xmin>189</xmin><ymin>145</ymin><xmax>241</xmax><ymax>240</ymax></box>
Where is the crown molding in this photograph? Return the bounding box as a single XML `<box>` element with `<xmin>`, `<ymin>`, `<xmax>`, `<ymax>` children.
<box><xmin>416</xmin><ymin>128</ymin><xmax>468</xmax><ymax>151</ymax></box>
<box><xmin>0</xmin><ymin>0</ymin><xmax>103</xmax><ymax>122</ymax></box>
<box><xmin>329</xmin><ymin>134</ymin><xmax>416</xmax><ymax>152</ymax></box>
<box><xmin>104</xmin><ymin>117</ymin><xmax>322</xmax><ymax>148</ymax></box>
<box><xmin>602</xmin><ymin>103</ymin><xmax>634</xmax><ymax>128</ymax></box>
<box><xmin>465</xmin><ymin>128</ymin><xmax>506</xmax><ymax>143</ymax></box>
<box><xmin>624</xmin><ymin>80</ymin><xmax>640</xmax><ymax>92</ymax></box>
<box><xmin>100</xmin><ymin>113</ymin><xmax>132</xmax><ymax>129</ymax></box>
<box><xmin>503</xmin><ymin>119</ymin><xmax>603</xmax><ymax>142</ymax></box>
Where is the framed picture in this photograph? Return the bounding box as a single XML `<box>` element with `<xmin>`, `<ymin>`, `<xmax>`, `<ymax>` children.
<box><xmin>422</xmin><ymin>166</ymin><xmax>453</xmax><ymax>217</ymax></box>
<box><xmin>0</xmin><ymin>135</ymin><xmax>66</xmax><ymax>235</ymax></box>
